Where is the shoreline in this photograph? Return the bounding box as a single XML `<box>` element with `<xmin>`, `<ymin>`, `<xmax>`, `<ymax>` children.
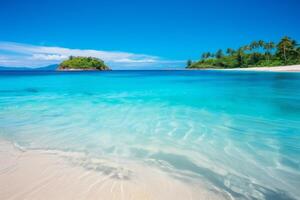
<box><xmin>220</xmin><ymin>64</ymin><xmax>300</xmax><ymax>72</ymax></box>
<box><xmin>57</xmin><ymin>68</ymin><xmax>111</xmax><ymax>71</ymax></box>
<box><xmin>188</xmin><ymin>65</ymin><xmax>300</xmax><ymax>72</ymax></box>
<box><xmin>0</xmin><ymin>139</ymin><xmax>228</xmax><ymax>200</ymax></box>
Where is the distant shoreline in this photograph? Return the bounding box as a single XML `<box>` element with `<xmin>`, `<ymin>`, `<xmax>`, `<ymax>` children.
<box><xmin>219</xmin><ymin>64</ymin><xmax>300</xmax><ymax>72</ymax></box>
<box><xmin>188</xmin><ymin>65</ymin><xmax>300</xmax><ymax>72</ymax></box>
<box><xmin>57</xmin><ymin>68</ymin><xmax>101</xmax><ymax>71</ymax></box>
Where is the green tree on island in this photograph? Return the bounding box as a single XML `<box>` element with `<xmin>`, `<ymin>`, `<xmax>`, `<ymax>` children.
<box><xmin>216</xmin><ymin>49</ymin><xmax>223</xmax><ymax>59</ymax></box>
<box><xmin>226</xmin><ymin>48</ymin><xmax>235</xmax><ymax>56</ymax></box>
<box><xmin>186</xmin><ymin>36</ymin><xmax>300</xmax><ymax>69</ymax></box>
<box><xmin>186</xmin><ymin>59</ymin><xmax>193</xmax><ymax>67</ymax></box>
<box><xmin>58</xmin><ymin>56</ymin><xmax>110</xmax><ymax>70</ymax></box>
<box><xmin>264</xmin><ymin>42</ymin><xmax>275</xmax><ymax>63</ymax></box>
<box><xmin>276</xmin><ymin>36</ymin><xmax>298</xmax><ymax>64</ymax></box>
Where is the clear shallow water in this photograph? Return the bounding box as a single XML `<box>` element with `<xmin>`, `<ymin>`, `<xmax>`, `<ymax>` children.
<box><xmin>0</xmin><ymin>70</ymin><xmax>300</xmax><ymax>199</ymax></box>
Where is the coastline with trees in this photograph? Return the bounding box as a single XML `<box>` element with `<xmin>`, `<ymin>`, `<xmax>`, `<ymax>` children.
<box><xmin>186</xmin><ymin>36</ymin><xmax>300</xmax><ymax>71</ymax></box>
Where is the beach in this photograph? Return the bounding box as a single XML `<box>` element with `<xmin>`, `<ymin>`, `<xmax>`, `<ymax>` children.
<box><xmin>221</xmin><ymin>64</ymin><xmax>300</xmax><ymax>72</ymax></box>
<box><xmin>0</xmin><ymin>139</ymin><xmax>228</xmax><ymax>200</ymax></box>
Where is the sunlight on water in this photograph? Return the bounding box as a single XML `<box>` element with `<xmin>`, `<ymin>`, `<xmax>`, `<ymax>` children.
<box><xmin>0</xmin><ymin>70</ymin><xmax>300</xmax><ymax>199</ymax></box>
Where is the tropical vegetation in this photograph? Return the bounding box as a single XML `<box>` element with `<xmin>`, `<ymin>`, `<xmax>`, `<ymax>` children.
<box><xmin>58</xmin><ymin>56</ymin><xmax>110</xmax><ymax>70</ymax></box>
<box><xmin>186</xmin><ymin>36</ymin><xmax>300</xmax><ymax>69</ymax></box>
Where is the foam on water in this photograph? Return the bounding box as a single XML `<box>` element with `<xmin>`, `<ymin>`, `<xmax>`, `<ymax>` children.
<box><xmin>0</xmin><ymin>70</ymin><xmax>300</xmax><ymax>199</ymax></box>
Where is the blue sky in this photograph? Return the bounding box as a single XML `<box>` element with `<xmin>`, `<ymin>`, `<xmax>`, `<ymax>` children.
<box><xmin>0</xmin><ymin>0</ymin><xmax>299</xmax><ymax>69</ymax></box>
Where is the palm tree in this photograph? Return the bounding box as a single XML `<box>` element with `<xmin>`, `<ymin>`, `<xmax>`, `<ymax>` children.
<box><xmin>297</xmin><ymin>47</ymin><xmax>300</xmax><ymax>59</ymax></box>
<box><xmin>258</xmin><ymin>40</ymin><xmax>265</xmax><ymax>49</ymax></box>
<box><xmin>277</xmin><ymin>36</ymin><xmax>295</xmax><ymax>63</ymax></box>
<box><xmin>263</xmin><ymin>42</ymin><xmax>275</xmax><ymax>62</ymax></box>
<box><xmin>216</xmin><ymin>49</ymin><xmax>223</xmax><ymax>59</ymax></box>
<box><xmin>250</xmin><ymin>41</ymin><xmax>259</xmax><ymax>51</ymax></box>
<box><xmin>236</xmin><ymin>48</ymin><xmax>244</xmax><ymax>67</ymax></box>
<box><xmin>226</xmin><ymin>48</ymin><xmax>234</xmax><ymax>56</ymax></box>
<box><xmin>243</xmin><ymin>45</ymin><xmax>251</xmax><ymax>52</ymax></box>
<box><xmin>207</xmin><ymin>52</ymin><xmax>212</xmax><ymax>58</ymax></box>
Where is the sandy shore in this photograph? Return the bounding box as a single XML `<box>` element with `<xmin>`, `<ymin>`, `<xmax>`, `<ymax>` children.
<box><xmin>0</xmin><ymin>140</ymin><xmax>229</xmax><ymax>200</ymax></box>
<box><xmin>221</xmin><ymin>65</ymin><xmax>300</xmax><ymax>72</ymax></box>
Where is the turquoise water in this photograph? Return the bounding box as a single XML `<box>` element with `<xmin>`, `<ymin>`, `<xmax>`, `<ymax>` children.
<box><xmin>0</xmin><ymin>70</ymin><xmax>300</xmax><ymax>199</ymax></box>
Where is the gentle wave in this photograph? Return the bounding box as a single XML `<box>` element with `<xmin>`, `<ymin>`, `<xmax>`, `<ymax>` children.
<box><xmin>0</xmin><ymin>70</ymin><xmax>300</xmax><ymax>199</ymax></box>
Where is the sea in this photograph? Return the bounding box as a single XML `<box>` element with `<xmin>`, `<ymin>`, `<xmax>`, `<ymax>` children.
<box><xmin>0</xmin><ymin>70</ymin><xmax>299</xmax><ymax>200</ymax></box>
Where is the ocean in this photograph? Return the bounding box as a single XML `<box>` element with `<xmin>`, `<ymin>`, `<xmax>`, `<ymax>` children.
<box><xmin>0</xmin><ymin>70</ymin><xmax>299</xmax><ymax>200</ymax></box>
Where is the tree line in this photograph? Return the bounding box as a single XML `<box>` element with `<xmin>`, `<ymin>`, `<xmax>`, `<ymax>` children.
<box><xmin>186</xmin><ymin>36</ymin><xmax>300</xmax><ymax>69</ymax></box>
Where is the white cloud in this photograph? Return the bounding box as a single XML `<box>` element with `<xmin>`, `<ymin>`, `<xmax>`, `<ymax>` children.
<box><xmin>30</xmin><ymin>54</ymin><xmax>68</xmax><ymax>61</ymax></box>
<box><xmin>0</xmin><ymin>41</ymin><xmax>184</xmax><ymax>69</ymax></box>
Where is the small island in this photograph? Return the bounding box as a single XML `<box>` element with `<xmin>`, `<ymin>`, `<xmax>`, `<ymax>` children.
<box><xmin>186</xmin><ymin>36</ymin><xmax>300</xmax><ymax>70</ymax></box>
<box><xmin>57</xmin><ymin>56</ymin><xmax>110</xmax><ymax>71</ymax></box>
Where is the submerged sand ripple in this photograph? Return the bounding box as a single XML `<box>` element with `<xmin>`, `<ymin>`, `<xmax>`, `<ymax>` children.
<box><xmin>0</xmin><ymin>140</ymin><xmax>230</xmax><ymax>200</ymax></box>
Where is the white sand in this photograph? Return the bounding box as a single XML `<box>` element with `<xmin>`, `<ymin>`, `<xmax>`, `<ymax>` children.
<box><xmin>0</xmin><ymin>140</ymin><xmax>230</xmax><ymax>200</ymax></box>
<box><xmin>221</xmin><ymin>65</ymin><xmax>300</xmax><ymax>72</ymax></box>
